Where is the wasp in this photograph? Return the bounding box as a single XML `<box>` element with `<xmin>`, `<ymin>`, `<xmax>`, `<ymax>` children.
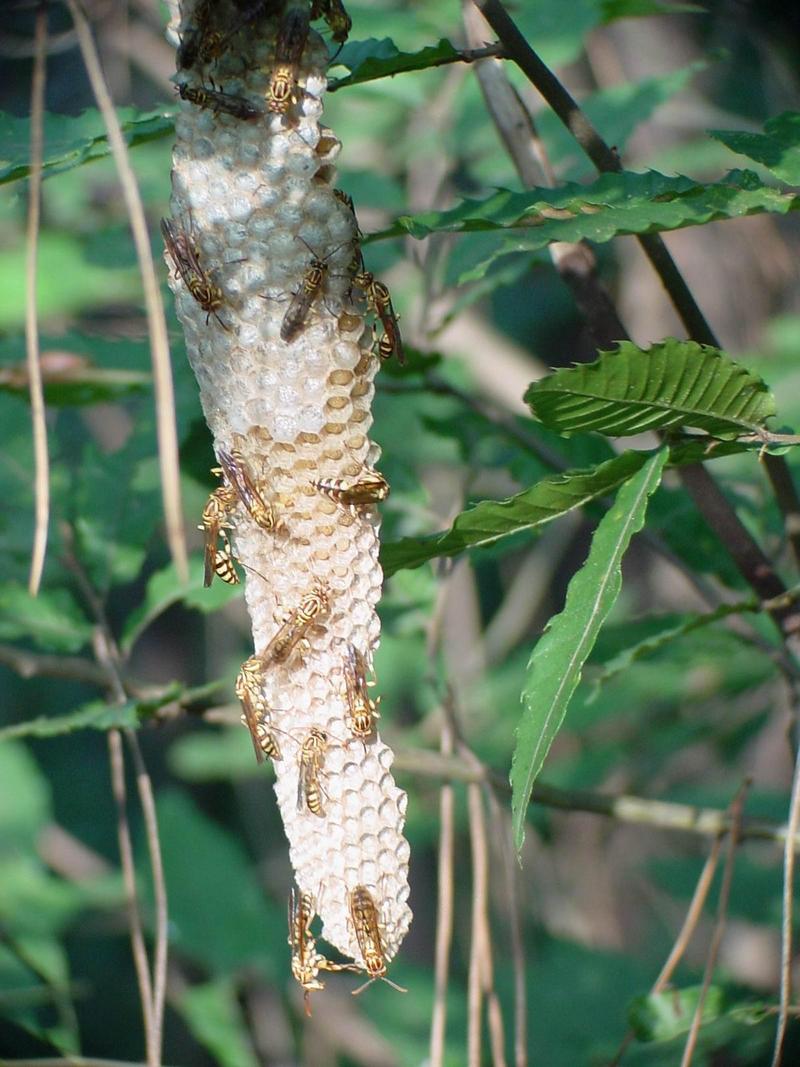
<box><xmin>348</xmin><ymin>885</ymin><xmax>407</xmax><ymax>996</ymax></box>
<box><xmin>235</xmin><ymin>655</ymin><xmax>273</xmax><ymax>763</ymax></box>
<box><xmin>297</xmin><ymin>727</ymin><xmax>328</xmax><ymax>817</ymax></box>
<box><xmin>353</xmin><ymin>269</ymin><xmax>405</xmax><ymax>365</ymax></box>
<box><xmin>264</xmin><ymin>583</ymin><xmax>330</xmax><ymax>664</ymax></box>
<box><xmin>267</xmin><ymin>64</ymin><xmax>298</xmax><ymax>114</ymax></box>
<box><xmin>177</xmin><ymin>81</ymin><xmax>264</xmax><ymax>121</ymax></box>
<box><xmin>198</xmin><ymin>479</ymin><xmax>238</xmax><ymax>587</ymax></box>
<box><xmin>216</xmin><ymin>448</ymin><xmax>277</xmax><ymax>531</ymax></box>
<box><xmin>280</xmin><ymin>239</ymin><xmax>346</xmax><ymax>342</ymax></box>
<box><xmin>276</xmin><ymin>5</ymin><xmax>310</xmax><ymax>66</ymax></box>
<box><xmin>311</xmin><ymin>0</ymin><xmax>351</xmax><ymax>45</ymax></box>
<box><xmin>289</xmin><ymin>887</ymin><xmax>359</xmax><ymax>1014</ymax></box>
<box><xmin>312</xmin><ymin>468</ymin><xmax>389</xmax><ymax>509</ymax></box>
<box><xmin>161</xmin><ymin>216</ymin><xmax>229</xmax><ymax>329</ymax></box>
<box><xmin>333</xmin><ymin>187</ymin><xmax>361</xmax><ymax>235</ymax></box>
<box><xmin>343</xmin><ymin>644</ymin><xmax>380</xmax><ymax>741</ymax></box>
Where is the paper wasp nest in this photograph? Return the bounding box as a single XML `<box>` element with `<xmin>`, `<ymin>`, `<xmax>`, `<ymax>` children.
<box><xmin>165</xmin><ymin>1</ymin><xmax>411</xmax><ymax>976</ymax></box>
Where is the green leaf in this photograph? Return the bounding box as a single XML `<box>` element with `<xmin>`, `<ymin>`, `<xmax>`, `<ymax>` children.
<box><xmin>178</xmin><ymin>978</ymin><xmax>259</xmax><ymax>1067</ymax></box>
<box><xmin>601</xmin><ymin>0</ymin><xmax>705</xmax><ymax>18</ymax></box>
<box><xmin>629</xmin><ymin>985</ymin><xmax>727</xmax><ymax>1041</ymax></box>
<box><xmin>121</xmin><ymin>557</ymin><xmax>242</xmax><ymax>653</ymax></box>
<box><xmin>0</xmin><ymin>743</ymin><xmax>52</xmax><ymax>845</ymax></box>
<box><xmin>154</xmin><ymin>791</ymin><xmax>284</xmax><ymax>974</ymax></box>
<box><xmin>589</xmin><ymin>600</ymin><xmax>758</xmax><ymax>698</ymax></box>
<box><xmin>376</xmin><ymin>169</ymin><xmax>799</xmax><ymax>281</ymax></box>
<box><xmin>381</xmin><ymin>451</ymin><xmax>651</xmax><ymax>576</ymax></box>
<box><xmin>511</xmin><ymin>447</ymin><xmax>668</xmax><ymax>853</ymax></box>
<box><xmin>709</xmin><ymin>111</ymin><xmax>800</xmax><ymax>185</ymax></box>
<box><xmin>329</xmin><ymin>37</ymin><xmax>462</xmax><ymax>91</ymax></box>
<box><xmin>0</xmin><ymin>700</ymin><xmax>140</xmax><ymax>740</ymax></box>
<box><xmin>525</xmin><ymin>341</ymin><xmax>777</xmax><ymax>438</ymax></box>
<box><xmin>0</xmin><ymin>107</ymin><xmax>175</xmax><ymax>186</ymax></box>
<box><xmin>0</xmin><ymin>585</ymin><xmax>93</xmax><ymax>653</ymax></box>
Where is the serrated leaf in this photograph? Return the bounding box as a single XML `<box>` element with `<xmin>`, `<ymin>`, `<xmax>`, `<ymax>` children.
<box><xmin>589</xmin><ymin>600</ymin><xmax>758</xmax><ymax>699</ymax></box>
<box><xmin>629</xmin><ymin>985</ymin><xmax>727</xmax><ymax>1041</ymax></box>
<box><xmin>511</xmin><ymin>448</ymin><xmax>668</xmax><ymax>853</ymax></box>
<box><xmin>0</xmin><ymin>107</ymin><xmax>175</xmax><ymax>186</ymax></box>
<box><xmin>329</xmin><ymin>37</ymin><xmax>462</xmax><ymax>91</ymax></box>
<box><xmin>178</xmin><ymin>978</ymin><xmax>259</xmax><ymax>1067</ymax></box>
<box><xmin>709</xmin><ymin>111</ymin><xmax>800</xmax><ymax>185</ymax></box>
<box><xmin>0</xmin><ymin>700</ymin><xmax>140</xmax><ymax>740</ymax></box>
<box><xmin>375</xmin><ymin>169</ymin><xmax>799</xmax><ymax>282</ymax></box>
<box><xmin>0</xmin><ymin>585</ymin><xmax>93</xmax><ymax>653</ymax></box>
<box><xmin>525</xmin><ymin>340</ymin><xmax>776</xmax><ymax>437</ymax></box>
<box><xmin>381</xmin><ymin>451</ymin><xmax>651</xmax><ymax>576</ymax></box>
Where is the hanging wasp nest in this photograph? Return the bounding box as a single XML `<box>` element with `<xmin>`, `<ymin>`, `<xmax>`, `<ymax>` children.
<box><xmin>164</xmin><ymin>0</ymin><xmax>411</xmax><ymax>998</ymax></box>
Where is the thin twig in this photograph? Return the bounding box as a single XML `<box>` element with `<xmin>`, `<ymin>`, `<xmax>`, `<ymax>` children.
<box><xmin>108</xmin><ymin>729</ymin><xmax>156</xmax><ymax>1062</ymax></box>
<box><xmin>771</xmin><ymin>742</ymin><xmax>800</xmax><ymax>1067</ymax></box>
<box><xmin>467</xmin><ymin>780</ymin><xmax>486</xmax><ymax>1067</ymax></box>
<box><xmin>25</xmin><ymin>1</ymin><xmax>50</xmax><ymax>596</ymax></box>
<box><xmin>125</xmin><ymin>732</ymin><xmax>168</xmax><ymax>1067</ymax></box>
<box><xmin>391</xmin><ymin>746</ymin><xmax>800</xmax><ymax>849</ymax></box>
<box><xmin>65</xmin><ymin>0</ymin><xmax>188</xmax><ymax>582</ymax></box>
<box><xmin>475</xmin><ymin>789</ymin><xmax>508</xmax><ymax>1067</ymax></box>
<box><xmin>680</xmin><ymin>782</ymin><xmax>749</xmax><ymax>1067</ymax></box>
<box><xmin>430</xmin><ymin>720</ymin><xmax>456</xmax><ymax>1067</ymax></box>
<box><xmin>762</xmin><ymin>451</ymin><xmax>800</xmax><ymax>572</ymax></box>
<box><xmin>607</xmin><ymin>810</ymin><xmax>727</xmax><ymax>1066</ymax></box>
<box><xmin>486</xmin><ymin>789</ymin><xmax>527</xmax><ymax>1067</ymax></box>
<box><xmin>62</xmin><ymin>527</ymin><xmax>159</xmax><ymax>1067</ymax></box>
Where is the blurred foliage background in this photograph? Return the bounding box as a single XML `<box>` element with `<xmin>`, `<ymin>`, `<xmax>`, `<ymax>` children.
<box><xmin>2</xmin><ymin>0</ymin><xmax>800</xmax><ymax>1064</ymax></box>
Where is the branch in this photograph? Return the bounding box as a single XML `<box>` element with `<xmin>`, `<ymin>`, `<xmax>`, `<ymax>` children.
<box><xmin>0</xmin><ymin>643</ymin><xmax>110</xmax><ymax>687</ymax></box>
<box><xmin>472</xmin><ymin>0</ymin><xmax>712</xmax><ymax>345</ymax></box>
<box><xmin>392</xmin><ymin>747</ymin><xmax>800</xmax><ymax>848</ymax></box>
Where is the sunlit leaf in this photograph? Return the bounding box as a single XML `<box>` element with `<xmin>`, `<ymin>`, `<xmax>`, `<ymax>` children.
<box><xmin>629</xmin><ymin>985</ymin><xmax>727</xmax><ymax>1041</ymax></box>
<box><xmin>381</xmin><ymin>451</ymin><xmax>652</xmax><ymax>576</ymax></box>
<box><xmin>511</xmin><ymin>448</ymin><xmax>668</xmax><ymax>853</ymax></box>
<box><xmin>329</xmin><ymin>37</ymin><xmax>463</xmax><ymax>91</ymax></box>
<box><xmin>375</xmin><ymin>169</ymin><xmax>799</xmax><ymax>282</ymax></box>
<box><xmin>525</xmin><ymin>341</ymin><xmax>777</xmax><ymax>438</ymax></box>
